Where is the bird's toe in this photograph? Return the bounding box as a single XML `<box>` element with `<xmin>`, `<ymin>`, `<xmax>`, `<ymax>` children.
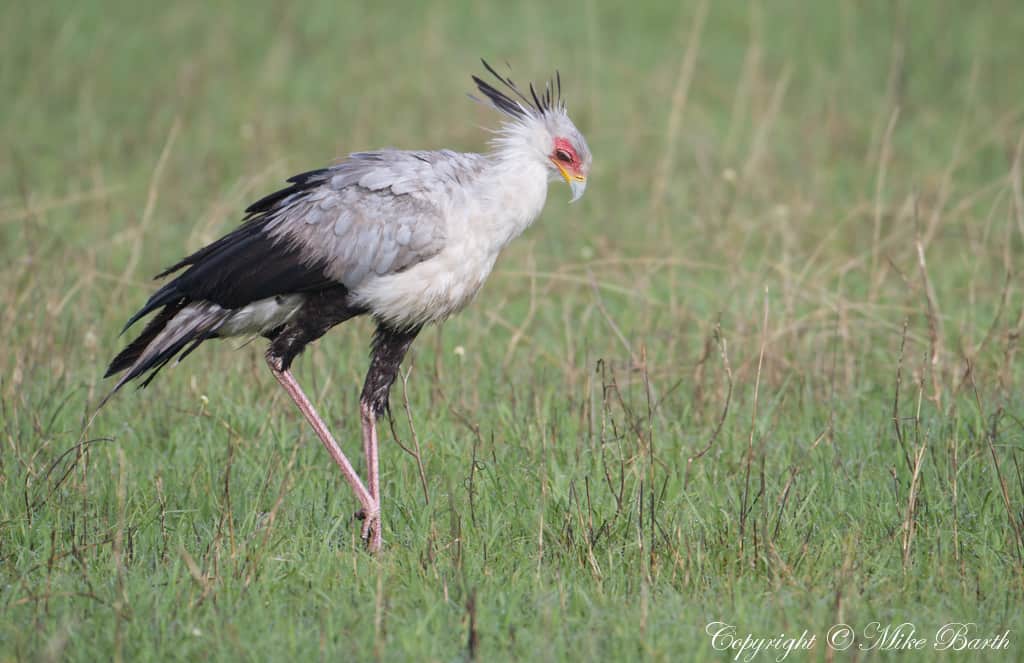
<box><xmin>358</xmin><ymin>504</ymin><xmax>383</xmax><ymax>552</ymax></box>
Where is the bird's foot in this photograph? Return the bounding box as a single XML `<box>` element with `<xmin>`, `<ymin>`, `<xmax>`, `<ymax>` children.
<box><xmin>356</xmin><ymin>503</ymin><xmax>382</xmax><ymax>553</ymax></box>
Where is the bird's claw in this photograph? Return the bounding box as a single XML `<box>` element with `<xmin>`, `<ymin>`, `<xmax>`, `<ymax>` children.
<box><xmin>356</xmin><ymin>503</ymin><xmax>382</xmax><ymax>552</ymax></box>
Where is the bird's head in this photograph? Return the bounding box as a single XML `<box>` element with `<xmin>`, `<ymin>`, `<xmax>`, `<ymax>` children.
<box><xmin>472</xmin><ymin>60</ymin><xmax>592</xmax><ymax>203</ymax></box>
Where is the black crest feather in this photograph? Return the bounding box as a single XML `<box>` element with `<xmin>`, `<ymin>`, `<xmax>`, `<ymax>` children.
<box><xmin>470</xmin><ymin>59</ymin><xmax>564</xmax><ymax>119</ymax></box>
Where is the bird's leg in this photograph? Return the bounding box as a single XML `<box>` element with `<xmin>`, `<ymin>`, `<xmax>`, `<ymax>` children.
<box><xmin>361</xmin><ymin>400</ymin><xmax>380</xmax><ymax>501</ymax></box>
<box><xmin>359</xmin><ymin>325</ymin><xmax>421</xmax><ymax>552</ymax></box>
<box><xmin>359</xmin><ymin>402</ymin><xmax>381</xmax><ymax>550</ymax></box>
<box><xmin>265</xmin><ymin>354</ymin><xmax>378</xmax><ymax>531</ymax></box>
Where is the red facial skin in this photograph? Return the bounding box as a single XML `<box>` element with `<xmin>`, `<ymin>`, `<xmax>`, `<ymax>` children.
<box><xmin>550</xmin><ymin>137</ymin><xmax>584</xmax><ymax>179</ymax></box>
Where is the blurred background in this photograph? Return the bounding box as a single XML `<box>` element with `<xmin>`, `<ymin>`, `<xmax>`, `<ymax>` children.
<box><xmin>3</xmin><ymin>1</ymin><xmax>1023</xmax><ymax>660</ymax></box>
<box><xmin>4</xmin><ymin>0</ymin><xmax>1022</xmax><ymax>394</ymax></box>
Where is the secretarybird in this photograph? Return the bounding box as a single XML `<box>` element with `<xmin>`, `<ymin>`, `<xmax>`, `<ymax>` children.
<box><xmin>103</xmin><ymin>62</ymin><xmax>592</xmax><ymax>552</ymax></box>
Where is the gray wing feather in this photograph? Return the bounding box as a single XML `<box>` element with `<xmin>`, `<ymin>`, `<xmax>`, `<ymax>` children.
<box><xmin>266</xmin><ymin>150</ymin><xmax>482</xmax><ymax>287</ymax></box>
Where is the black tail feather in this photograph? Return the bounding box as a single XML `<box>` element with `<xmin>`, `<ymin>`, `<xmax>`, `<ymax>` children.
<box><xmin>103</xmin><ymin>299</ymin><xmax>220</xmax><ymax>402</ymax></box>
<box><xmin>120</xmin><ymin>288</ymin><xmax>184</xmax><ymax>334</ymax></box>
<box><xmin>175</xmin><ymin>332</ymin><xmax>215</xmax><ymax>365</ymax></box>
<box><xmin>103</xmin><ymin>164</ymin><xmax>337</xmax><ymax>407</ymax></box>
<box><xmin>106</xmin><ymin>301</ymin><xmax>185</xmax><ymax>377</ymax></box>
<box><xmin>135</xmin><ymin>334</ymin><xmax>200</xmax><ymax>389</ymax></box>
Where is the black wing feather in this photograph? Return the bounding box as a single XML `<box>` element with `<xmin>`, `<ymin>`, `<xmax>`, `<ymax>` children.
<box><xmin>122</xmin><ymin>170</ymin><xmax>337</xmax><ymax>332</ymax></box>
<box><xmin>131</xmin><ymin>233</ymin><xmax>335</xmax><ymax>320</ymax></box>
<box><xmin>244</xmin><ymin>168</ymin><xmax>331</xmax><ymax>216</ymax></box>
<box><xmin>173</xmin><ymin>233</ymin><xmax>335</xmax><ymax>307</ymax></box>
<box><xmin>153</xmin><ymin>168</ymin><xmax>331</xmax><ymax>282</ymax></box>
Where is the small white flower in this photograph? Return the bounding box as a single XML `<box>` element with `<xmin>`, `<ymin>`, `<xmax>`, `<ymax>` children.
<box><xmin>453</xmin><ymin>346</ymin><xmax>466</xmax><ymax>358</ymax></box>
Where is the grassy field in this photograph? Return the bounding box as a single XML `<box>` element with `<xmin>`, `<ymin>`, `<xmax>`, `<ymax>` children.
<box><xmin>4</xmin><ymin>0</ymin><xmax>1024</xmax><ymax>660</ymax></box>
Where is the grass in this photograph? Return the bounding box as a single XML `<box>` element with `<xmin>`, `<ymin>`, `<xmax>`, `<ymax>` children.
<box><xmin>3</xmin><ymin>0</ymin><xmax>1024</xmax><ymax>660</ymax></box>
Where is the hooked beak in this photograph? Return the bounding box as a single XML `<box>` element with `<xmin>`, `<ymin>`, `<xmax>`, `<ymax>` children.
<box><xmin>555</xmin><ymin>162</ymin><xmax>587</xmax><ymax>203</ymax></box>
<box><xmin>568</xmin><ymin>176</ymin><xmax>587</xmax><ymax>203</ymax></box>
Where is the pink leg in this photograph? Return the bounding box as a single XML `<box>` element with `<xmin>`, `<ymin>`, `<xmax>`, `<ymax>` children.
<box><xmin>266</xmin><ymin>356</ymin><xmax>380</xmax><ymax>548</ymax></box>
<box><xmin>360</xmin><ymin>402</ymin><xmax>382</xmax><ymax>551</ymax></box>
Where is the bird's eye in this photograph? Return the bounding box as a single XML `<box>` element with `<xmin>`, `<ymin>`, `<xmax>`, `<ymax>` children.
<box><xmin>555</xmin><ymin>149</ymin><xmax>574</xmax><ymax>163</ymax></box>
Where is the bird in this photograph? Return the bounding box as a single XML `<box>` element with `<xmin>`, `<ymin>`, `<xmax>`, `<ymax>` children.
<box><xmin>103</xmin><ymin>61</ymin><xmax>592</xmax><ymax>552</ymax></box>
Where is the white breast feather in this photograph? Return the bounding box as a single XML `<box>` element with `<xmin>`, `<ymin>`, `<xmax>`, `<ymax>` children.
<box><xmin>351</xmin><ymin>158</ymin><xmax>549</xmax><ymax>329</ymax></box>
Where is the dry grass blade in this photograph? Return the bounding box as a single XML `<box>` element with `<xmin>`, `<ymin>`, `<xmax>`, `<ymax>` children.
<box><xmin>649</xmin><ymin>0</ymin><xmax>708</xmax><ymax>216</ymax></box>
<box><xmin>685</xmin><ymin>323</ymin><xmax>732</xmax><ymax>488</ymax></box>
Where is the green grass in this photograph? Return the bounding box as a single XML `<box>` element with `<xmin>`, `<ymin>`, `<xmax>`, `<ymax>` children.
<box><xmin>3</xmin><ymin>0</ymin><xmax>1024</xmax><ymax>660</ymax></box>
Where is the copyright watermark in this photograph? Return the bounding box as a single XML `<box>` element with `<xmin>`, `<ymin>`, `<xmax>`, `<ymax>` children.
<box><xmin>705</xmin><ymin>621</ymin><xmax>1010</xmax><ymax>660</ymax></box>
<box><xmin>704</xmin><ymin>622</ymin><xmax>816</xmax><ymax>661</ymax></box>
